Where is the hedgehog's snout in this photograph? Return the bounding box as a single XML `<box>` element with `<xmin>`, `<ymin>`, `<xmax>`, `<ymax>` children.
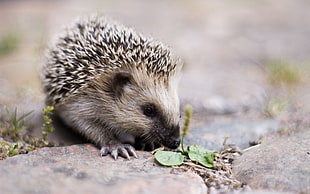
<box><xmin>166</xmin><ymin>137</ymin><xmax>180</xmax><ymax>149</ymax></box>
<box><xmin>163</xmin><ymin>125</ymin><xmax>180</xmax><ymax>149</ymax></box>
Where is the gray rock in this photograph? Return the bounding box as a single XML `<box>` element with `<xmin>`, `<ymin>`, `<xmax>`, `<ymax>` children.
<box><xmin>185</xmin><ymin>119</ymin><xmax>280</xmax><ymax>151</ymax></box>
<box><xmin>233</xmin><ymin>131</ymin><xmax>310</xmax><ymax>193</ymax></box>
<box><xmin>0</xmin><ymin>144</ymin><xmax>207</xmax><ymax>194</ymax></box>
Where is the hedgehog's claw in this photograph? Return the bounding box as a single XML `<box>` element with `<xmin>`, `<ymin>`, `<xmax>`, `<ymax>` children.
<box><xmin>100</xmin><ymin>147</ymin><xmax>109</xmax><ymax>156</ymax></box>
<box><xmin>126</xmin><ymin>145</ymin><xmax>138</xmax><ymax>158</ymax></box>
<box><xmin>111</xmin><ymin>149</ymin><xmax>119</xmax><ymax>160</ymax></box>
<box><xmin>100</xmin><ymin>144</ymin><xmax>137</xmax><ymax>160</ymax></box>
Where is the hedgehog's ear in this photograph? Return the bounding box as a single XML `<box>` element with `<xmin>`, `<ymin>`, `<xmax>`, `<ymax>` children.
<box><xmin>112</xmin><ymin>71</ymin><xmax>133</xmax><ymax>98</ymax></box>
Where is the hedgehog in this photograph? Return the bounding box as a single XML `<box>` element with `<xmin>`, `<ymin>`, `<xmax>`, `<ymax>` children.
<box><xmin>42</xmin><ymin>16</ymin><xmax>183</xmax><ymax>159</ymax></box>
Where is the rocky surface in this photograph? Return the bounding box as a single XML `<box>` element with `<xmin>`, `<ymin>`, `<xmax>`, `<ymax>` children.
<box><xmin>0</xmin><ymin>144</ymin><xmax>207</xmax><ymax>194</ymax></box>
<box><xmin>186</xmin><ymin>119</ymin><xmax>280</xmax><ymax>151</ymax></box>
<box><xmin>233</xmin><ymin>131</ymin><xmax>310</xmax><ymax>193</ymax></box>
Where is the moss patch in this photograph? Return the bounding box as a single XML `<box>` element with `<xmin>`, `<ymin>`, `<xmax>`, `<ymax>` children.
<box><xmin>265</xmin><ymin>60</ymin><xmax>302</xmax><ymax>85</ymax></box>
<box><xmin>0</xmin><ymin>32</ymin><xmax>20</xmax><ymax>57</ymax></box>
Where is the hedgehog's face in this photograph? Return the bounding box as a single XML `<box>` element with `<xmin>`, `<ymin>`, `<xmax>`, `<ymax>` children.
<box><xmin>138</xmin><ymin>102</ymin><xmax>181</xmax><ymax>149</ymax></box>
<box><xmin>110</xmin><ymin>69</ymin><xmax>181</xmax><ymax>150</ymax></box>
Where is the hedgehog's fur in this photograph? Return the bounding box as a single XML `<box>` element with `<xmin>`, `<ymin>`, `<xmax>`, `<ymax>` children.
<box><xmin>42</xmin><ymin>16</ymin><xmax>182</xmax><ymax>159</ymax></box>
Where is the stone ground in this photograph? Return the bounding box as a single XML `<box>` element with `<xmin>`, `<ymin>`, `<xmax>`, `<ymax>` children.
<box><xmin>1</xmin><ymin>145</ymin><xmax>208</xmax><ymax>194</ymax></box>
<box><xmin>0</xmin><ymin>0</ymin><xmax>310</xmax><ymax>193</ymax></box>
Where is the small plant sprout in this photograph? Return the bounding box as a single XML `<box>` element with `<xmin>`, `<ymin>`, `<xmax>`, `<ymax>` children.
<box><xmin>41</xmin><ymin>106</ymin><xmax>55</xmax><ymax>142</ymax></box>
<box><xmin>0</xmin><ymin>141</ymin><xmax>19</xmax><ymax>159</ymax></box>
<box><xmin>8</xmin><ymin>143</ymin><xmax>19</xmax><ymax>157</ymax></box>
<box><xmin>181</xmin><ymin>104</ymin><xmax>192</xmax><ymax>154</ymax></box>
<box><xmin>4</xmin><ymin>108</ymin><xmax>33</xmax><ymax>141</ymax></box>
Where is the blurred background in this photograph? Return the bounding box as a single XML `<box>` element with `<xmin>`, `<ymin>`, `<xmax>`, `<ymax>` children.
<box><xmin>0</xmin><ymin>0</ymin><xmax>309</xmax><ymax>126</ymax></box>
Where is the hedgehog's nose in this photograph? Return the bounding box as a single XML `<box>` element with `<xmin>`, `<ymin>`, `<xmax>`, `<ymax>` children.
<box><xmin>167</xmin><ymin>138</ymin><xmax>180</xmax><ymax>149</ymax></box>
<box><xmin>165</xmin><ymin>125</ymin><xmax>180</xmax><ymax>149</ymax></box>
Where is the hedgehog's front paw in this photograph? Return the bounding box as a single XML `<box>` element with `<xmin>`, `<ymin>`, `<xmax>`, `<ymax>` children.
<box><xmin>100</xmin><ymin>144</ymin><xmax>137</xmax><ymax>160</ymax></box>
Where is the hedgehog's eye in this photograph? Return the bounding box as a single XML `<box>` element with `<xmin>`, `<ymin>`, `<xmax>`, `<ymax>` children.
<box><xmin>142</xmin><ymin>104</ymin><xmax>157</xmax><ymax>118</ymax></box>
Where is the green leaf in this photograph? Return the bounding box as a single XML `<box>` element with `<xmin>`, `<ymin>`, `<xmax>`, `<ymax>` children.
<box><xmin>154</xmin><ymin>150</ymin><xmax>185</xmax><ymax>166</ymax></box>
<box><xmin>8</xmin><ymin>143</ymin><xmax>19</xmax><ymax>157</ymax></box>
<box><xmin>188</xmin><ymin>145</ymin><xmax>215</xmax><ymax>168</ymax></box>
